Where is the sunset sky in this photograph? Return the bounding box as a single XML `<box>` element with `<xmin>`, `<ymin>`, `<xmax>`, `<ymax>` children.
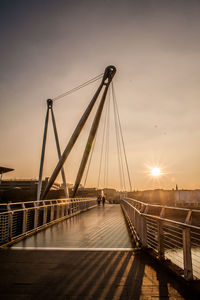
<box><xmin>1</xmin><ymin>0</ymin><xmax>200</xmax><ymax>191</ymax></box>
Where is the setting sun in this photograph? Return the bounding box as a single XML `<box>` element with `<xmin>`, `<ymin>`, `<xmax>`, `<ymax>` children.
<box><xmin>151</xmin><ymin>167</ymin><xmax>161</xmax><ymax>176</ymax></box>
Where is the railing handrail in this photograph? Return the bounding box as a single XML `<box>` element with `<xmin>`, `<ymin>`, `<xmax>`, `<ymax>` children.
<box><xmin>124</xmin><ymin>197</ymin><xmax>200</xmax><ymax>213</ymax></box>
<box><xmin>0</xmin><ymin>200</ymin><xmax>94</xmax><ymax>216</ymax></box>
<box><xmin>0</xmin><ymin>197</ymin><xmax>97</xmax><ymax>248</ymax></box>
<box><xmin>122</xmin><ymin>198</ymin><xmax>200</xmax><ymax>231</ymax></box>
<box><xmin>0</xmin><ymin>197</ymin><xmax>96</xmax><ymax>211</ymax></box>
<box><xmin>121</xmin><ymin>197</ymin><xmax>200</xmax><ymax>281</ymax></box>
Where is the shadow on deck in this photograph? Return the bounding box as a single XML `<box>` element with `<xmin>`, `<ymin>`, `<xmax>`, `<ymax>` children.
<box><xmin>0</xmin><ymin>249</ymin><xmax>195</xmax><ymax>300</ymax></box>
<box><xmin>0</xmin><ymin>204</ymin><xmax>198</xmax><ymax>299</ymax></box>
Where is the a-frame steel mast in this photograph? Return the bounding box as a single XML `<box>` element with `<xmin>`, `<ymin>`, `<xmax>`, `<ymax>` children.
<box><xmin>41</xmin><ymin>65</ymin><xmax>116</xmax><ymax>199</ymax></box>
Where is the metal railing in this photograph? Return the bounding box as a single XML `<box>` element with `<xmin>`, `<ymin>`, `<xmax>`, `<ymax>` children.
<box><xmin>0</xmin><ymin>198</ymin><xmax>97</xmax><ymax>247</ymax></box>
<box><xmin>121</xmin><ymin>197</ymin><xmax>200</xmax><ymax>281</ymax></box>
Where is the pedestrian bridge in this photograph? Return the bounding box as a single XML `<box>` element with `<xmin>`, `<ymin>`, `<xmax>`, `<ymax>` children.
<box><xmin>0</xmin><ymin>198</ymin><xmax>200</xmax><ymax>299</ymax></box>
<box><xmin>13</xmin><ymin>204</ymin><xmax>133</xmax><ymax>250</ymax></box>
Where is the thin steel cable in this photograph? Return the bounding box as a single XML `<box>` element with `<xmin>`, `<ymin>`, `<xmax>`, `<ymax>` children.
<box><xmin>104</xmin><ymin>88</ymin><xmax>111</xmax><ymax>188</ymax></box>
<box><xmin>112</xmin><ymin>82</ymin><xmax>132</xmax><ymax>191</ymax></box>
<box><xmin>103</xmin><ymin>110</ymin><xmax>108</xmax><ymax>187</ymax></box>
<box><xmin>113</xmin><ymin>92</ymin><xmax>127</xmax><ymax>191</ymax></box>
<box><xmin>97</xmin><ymin>97</ymin><xmax>108</xmax><ymax>189</ymax></box>
<box><xmin>103</xmin><ymin>93</ymin><xmax>110</xmax><ymax>188</ymax></box>
<box><xmin>112</xmin><ymin>86</ymin><xmax>122</xmax><ymax>189</ymax></box>
<box><xmin>53</xmin><ymin>73</ymin><xmax>103</xmax><ymax>101</ymax></box>
<box><xmin>82</xmin><ymin>98</ymin><xmax>109</xmax><ymax>188</ymax></box>
<box><xmin>113</xmin><ymin>98</ymin><xmax>123</xmax><ymax>190</ymax></box>
<box><xmin>112</xmin><ymin>84</ymin><xmax>126</xmax><ymax>190</ymax></box>
<box><xmin>83</xmin><ymin>134</ymin><xmax>97</xmax><ymax>187</ymax></box>
<box><xmin>112</xmin><ymin>87</ymin><xmax>125</xmax><ymax>191</ymax></box>
<box><xmin>117</xmin><ymin>117</ymin><xmax>126</xmax><ymax>190</ymax></box>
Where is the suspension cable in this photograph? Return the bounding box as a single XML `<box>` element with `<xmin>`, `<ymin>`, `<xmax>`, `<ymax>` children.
<box><xmin>104</xmin><ymin>88</ymin><xmax>111</xmax><ymax>189</ymax></box>
<box><xmin>53</xmin><ymin>73</ymin><xmax>103</xmax><ymax>102</ymax></box>
<box><xmin>83</xmin><ymin>134</ymin><xmax>97</xmax><ymax>188</ymax></box>
<box><xmin>82</xmin><ymin>85</ymin><xmax>111</xmax><ymax>190</ymax></box>
<box><xmin>83</xmin><ymin>87</ymin><xmax>110</xmax><ymax>189</ymax></box>
<box><xmin>82</xmin><ymin>82</ymin><xmax>132</xmax><ymax>192</ymax></box>
<box><xmin>97</xmin><ymin>95</ymin><xmax>108</xmax><ymax>189</ymax></box>
<box><xmin>112</xmin><ymin>87</ymin><xmax>125</xmax><ymax>191</ymax></box>
<box><xmin>112</xmin><ymin>82</ymin><xmax>133</xmax><ymax>191</ymax></box>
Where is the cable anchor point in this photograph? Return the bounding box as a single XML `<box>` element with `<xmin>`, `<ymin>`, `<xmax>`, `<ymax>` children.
<box><xmin>47</xmin><ymin>99</ymin><xmax>53</xmax><ymax>109</ymax></box>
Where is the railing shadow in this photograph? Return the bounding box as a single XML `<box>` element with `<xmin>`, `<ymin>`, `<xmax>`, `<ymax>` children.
<box><xmin>3</xmin><ymin>250</ymin><xmax>193</xmax><ymax>300</ymax></box>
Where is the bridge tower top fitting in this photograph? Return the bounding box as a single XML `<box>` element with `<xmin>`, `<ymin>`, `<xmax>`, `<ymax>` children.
<box><xmin>47</xmin><ymin>99</ymin><xmax>53</xmax><ymax>109</ymax></box>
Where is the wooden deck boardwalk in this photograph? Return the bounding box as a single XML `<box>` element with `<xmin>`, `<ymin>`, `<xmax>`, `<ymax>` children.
<box><xmin>0</xmin><ymin>204</ymin><xmax>198</xmax><ymax>299</ymax></box>
<box><xmin>0</xmin><ymin>249</ymin><xmax>196</xmax><ymax>299</ymax></box>
<box><xmin>13</xmin><ymin>204</ymin><xmax>133</xmax><ymax>250</ymax></box>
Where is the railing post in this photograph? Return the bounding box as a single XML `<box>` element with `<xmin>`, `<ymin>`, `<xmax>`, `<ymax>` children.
<box><xmin>55</xmin><ymin>202</ymin><xmax>58</xmax><ymax>219</ymax></box>
<box><xmin>78</xmin><ymin>200</ymin><xmax>80</xmax><ymax>212</ymax></box>
<box><xmin>43</xmin><ymin>204</ymin><xmax>47</xmax><ymax>225</ymax></box>
<box><xmin>61</xmin><ymin>205</ymin><xmax>64</xmax><ymax>217</ymax></box>
<box><xmin>135</xmin><ymin>210</ymin><xmax>137</xmax><ymax>231</ymax></box>
<box><xmin>157</xmin><ymin>220</ymin><xmax>164</xmax><ymax>259</ymax></box>
<box><xmin>56</xmin><ymin>204</ymin><xmax>60</xmax><ymax>219</ymax></box>
<box><xmin>68</xmin><ymin>203</ymin><xmax>71</xmax><ymax>215</ymax></box>
<box><xmin>34</xmin><ymin>208</ymin><xmax>38</xmax><ymax>229</ymax></box>
<box><xmin>183</xmin><ymin>228</ymin><xmax>193</xmax><ymax>280</ymax></box>
<box><xmin>141</xmin><ymin>215</ymin><xmax>147</xmax><ymax>247</ymax></box>
<box><xmin>22</xmin><ymin>209</ymin><xmax>27</xmax><ymax>233</ymax></box>
<box><xmin>50</xmin><ymin>204</ymin><xmax>54</xmax><ymax>221</ymax></box>
<box><xmin>8</xmin><ymin>212</ymin><xmax>13</xmax><ymax>241</ymax></box>
<box><xmin>66</xmin><ymin>203</ymin><xmax>69</xmax><ymax>215</ymax></box>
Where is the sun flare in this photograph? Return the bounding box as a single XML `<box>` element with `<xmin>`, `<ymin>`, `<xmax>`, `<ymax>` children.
<box><xmin>151</xmin><ymin>167</ymin><xmax>161</xmax><ymax>176</ymax></box>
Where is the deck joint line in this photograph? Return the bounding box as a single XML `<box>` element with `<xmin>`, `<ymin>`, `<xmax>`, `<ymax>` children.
<box><xmin>11</xmin><ymin>247</ymin><xmax>136</xmax><ymax>251</ymax></box>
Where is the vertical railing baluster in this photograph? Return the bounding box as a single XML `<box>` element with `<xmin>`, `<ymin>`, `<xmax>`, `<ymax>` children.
<box><xmin>22</xmin><ymin>203</ymin><xmax>27</xmax><ymax>234</ymax></box>
<box><xmin>43</xmin><ymin>203</ymin><xmax>47</xmax><ymax>225</ymax></box>
<box><xmin>22</xmin><ymin>209</ymin><xmax>27</xmax><ymax>233</ymax></box>
<box><xmin>8</xmin><ymin>212</ymin><xmax>13</xmax><ymax>241</ymax></box>
<box><xmin>0</xmin><ymin>198</ymin><xmax>97</xmax><ymax>247</ymax></box>
<box><xmin>141</xmin><ymin>215</ymin><xmax>147</xmax><ymax>247</ymax></box>
<box><xmin>63</xmin><ymin>204</ymin><xmax>66</xmax><ymax>216</ymax></box>
<box><xmin>50</xmin><ymin>204</ymin><xmax>54</xmax><ymax>221</ymax></box>
<box><xmin>34</xmin><ymin>207</ymin><xmax>38</xmax><ymax>229</ymax></box>
<box><xmin>62</xmin><ymin>204</ymin><xmax>64</xmax><ymax>217</ymax></box>
<box><xmin>56</xmin><ymin>202</ymin><xmax>59</xmax><ymax>219</ymax></box>
<box><xmin>157</xmin><ymin>220</ymin><xmax>164</xmax><ymax>259</ymax></box>
<box><xmin>183</xmin><ymin>227</ymin><xmax>193</xmax><ymax>280</ymax></box>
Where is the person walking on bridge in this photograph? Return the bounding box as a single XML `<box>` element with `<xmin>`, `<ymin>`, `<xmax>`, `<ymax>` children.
<box><xmin>97</xmin><ymin>195</ymin><xmax>101</xmax><ymax>206</ymax></box>
<box><xmin>102</xmin><ymin>196</ymin><xmax>105</xmax><ymax>207</ymax></box>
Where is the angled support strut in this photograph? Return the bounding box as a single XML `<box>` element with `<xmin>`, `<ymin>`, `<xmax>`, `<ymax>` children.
<box><xmin>72</xmin><ymin>66</ymin><xmax>116</xmax><ymax>197</ymax></box>
<box><xmin>41</xmin><ymin>65</ymin><xmax>116</xmax><ymax>200</ymax></box>
<box><xmin>37</xmin><ymin>103</ymin><xmax>50</xmax><ymax>201</ymax></box>
<box><xmin>37</xmin><ymin>99</ymin><xmax>69</xmax><ymax>201</ymax></box>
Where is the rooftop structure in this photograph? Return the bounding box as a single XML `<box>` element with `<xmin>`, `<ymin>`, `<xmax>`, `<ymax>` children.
<box><xmin>0</xmin><ymin>167</ymin><xmax>14</xmax><ymax>183</ymax></box>
<box><xmin>0</xmin><ymin>178</ymin><xmax>60</xmax><ymax>192</ymax></box>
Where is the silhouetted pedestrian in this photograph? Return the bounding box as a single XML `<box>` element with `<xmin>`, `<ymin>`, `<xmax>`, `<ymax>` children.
<box><xmin>97</xmin><ymin>195</ymin><xmax>101</xmax><ymax>206</ymax></box>
<box><xmin>102</xmin><ymin>196</ymin><xmax>105</xmax><ymax>207</ymax></box>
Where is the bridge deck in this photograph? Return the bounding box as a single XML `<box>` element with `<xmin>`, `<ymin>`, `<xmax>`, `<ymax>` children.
<box><xmin>0</xmin><ymin>204</ymin><xmax>197</xmax><ymax>299</ymax></box>
<box><xmin>13</xmin><ymin>204</ymin><xmax>133</xmax><ymax>250</ymax></box>
<box><xmin>0</xmin><ymin>249</ymin><xmax>194</xmax><ymax>299</ymax></box>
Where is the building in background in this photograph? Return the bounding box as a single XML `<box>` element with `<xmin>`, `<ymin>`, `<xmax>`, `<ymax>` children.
<box><xmin>174</xmin><ymin>190</ymin><xmax>200</xmax><ymax>207</ymax></box>
<box><xmin>128</xmin><ymin>189</ymin><xmax>175</xmax><ymax>206</ymax></box>
<box><xmin>128</xmin><ymin>188</ymin><xmax>200</xmax><ymax>208</ymax></box>
<box><xmin>0</xmin><ymin>167</ymin><xmax>14</xmax><ymax>184</ymax></box>
<box><xmin>0</xmin><ymin>177</ymin><xmax>62</xmax><ymax>203</ymax></box>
